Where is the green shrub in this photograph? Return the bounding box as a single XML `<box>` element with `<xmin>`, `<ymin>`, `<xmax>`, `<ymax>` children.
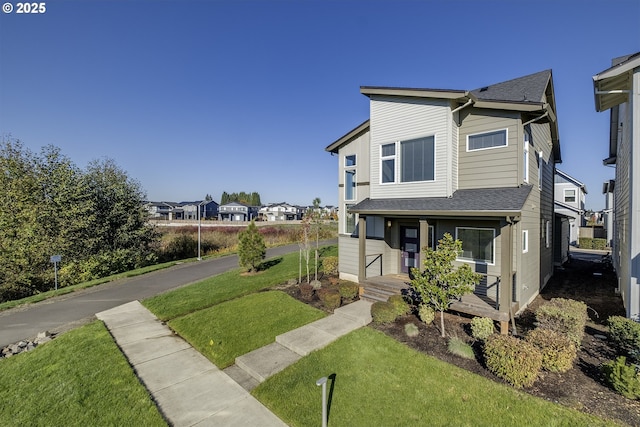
<box><xmin>608</xmin><ymin>316</ymin><xmax>640</xmax><ymax>363</ymax></box>
<box><xmin>470</xmin><ymin>317</ymin><xmax>495</xmax><ymax>341</ymax></box>
<box><xmin>418</xmin><ymin>304</ymin><xmax>435</xmax><ymax>325</ymax></box>
<box><xmin>237</xmin><ymin>220</ymin><xmax>266</xmax><ymax>272</ymax></box>
<box><xmin>317</xmin><ymin>288</ymin><xmax>341</xmax><ymax>310</ymax></box>
<box><xmin>299</xmin><ymin>283</ymin><xmax>314</xmax><ymax>301</ymax></box>
<box><xmin>371</xmin><ymin>301</ymin><xmax>397</xmax><ymax>324</ymax></box>
<box><xmin>322</xmin><ymin>256</ymin><xmax>339</xmax><ymax>276</ymax></box>
<box><xmin>525</xmin><ymin>328</ymin><xmax>577</xmax><ymax>373</ymax></box>
<box><xmin>601</xmin><ymin>356</ymin><xmax>640</xmax><ymax>400</ymax></box>
<box><xmin>404</xmin><ymin>323</ymin><xmax>420</xmax><ymax>338</ymax></box>
<box><xmin>484</xmin><ymin>335</ymin><xmax>542</xmax><ymax>388</ymax></box>
<box><xmin>578</xmin><ymin>237</ymin><xmax>608</xmax><ymax>250</ymax></box>
<box><xmin>448</xmin><ymin>336</ymin><xmax>475</xmax><ymax>360</ymax></box>
<box><xmin>535</xmin><ymin>298</ymin><xmax>587</xmax><ymax>347</ymax></box>
<box><xmin>388</xmin><ymin>295</ymin><xmax>410</xmax><ymax>317</ymax></box>
<box><xmin>338</xmin><ymin>281</ymin><xmax>359</xmax><ymax>300</ymax></box>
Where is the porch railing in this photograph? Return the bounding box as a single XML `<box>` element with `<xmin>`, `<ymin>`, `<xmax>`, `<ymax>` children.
<box><xmin>365</xmin><ymin>253</ymin><xmax>383</xmax><ymax>278</ymax></box>
<box><xmin>472</xmin><ymin>272</ymin><xmax>516</xmax><ymax>311</ymax></box>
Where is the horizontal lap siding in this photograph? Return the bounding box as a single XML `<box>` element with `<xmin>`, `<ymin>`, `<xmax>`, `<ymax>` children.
<box><xmin>370</xmin><ymin>96</ymin><xmax>450</xmax><ymax>198</ymax></box>
<box><xmin>338</xmin><ymin>236</ymin><xmax>359</xmax><ymax>277</ymax></box>
<box><xmin>458</xmin><ymin>110</ymin><xmax>520</xmax><ymax>189</ymax></box>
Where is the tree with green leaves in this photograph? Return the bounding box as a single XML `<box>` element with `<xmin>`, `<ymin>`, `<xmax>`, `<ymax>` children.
<box><xmin>410</xmin><ymin>233</ymin><xmax>482</xmax><ymax>337</ymax></box>
<box><xmin>311</xmin><ymin>197</ymin><xmax>321</xmax><ymax>282</ymax></box>
<box><xmin>237</xmin><ymin>220</ymin><xmax>266</xmax><ymax>272</ymax></box>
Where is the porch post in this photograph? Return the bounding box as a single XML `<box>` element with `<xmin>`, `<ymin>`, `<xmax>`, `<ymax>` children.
<box><xmin>419</xmin><ymin>218</ymin><xmax>429</xmax><ymax>270</ymax></box>
<box><xmin>499</xmin><ymin>219</ymin><xmax>513</xmax><ymax>335</ymax></box>
<box><xmin>358</xmin><ymin>216</ymin><xmax>367</xmax><ymax>281</ymax></box>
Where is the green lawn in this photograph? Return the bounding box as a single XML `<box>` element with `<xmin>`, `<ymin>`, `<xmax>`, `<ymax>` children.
<box><xmin>143</xmin><ymin>245</ymin><xmax>337</xmax><ymax>321</ymax></box>
<box><xmin>169</xmin><ymin>290</ymin><xmax>326</xmax><ymax>368</ymax></box>
<box><xmin>0</xmin><ymin>321</ymin><xmax>166</xmax><ymax>426</ymax></box>
<box><xmin>253</xmin><ymin>327</ymin><xmax>619</xmax><ymax>427</ymax></box>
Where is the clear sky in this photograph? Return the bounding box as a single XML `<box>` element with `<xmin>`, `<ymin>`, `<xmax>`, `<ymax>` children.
<box><xmin>1</xmin><ymin>0</ymin><xmax>638</xmax><ymax>209</ymax></box>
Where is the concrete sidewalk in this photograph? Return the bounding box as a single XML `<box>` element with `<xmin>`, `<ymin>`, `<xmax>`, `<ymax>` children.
<box><xmin>97</xmin><ymin>299</ymin><xmax>372</xmax><ymax>426</ymax></box>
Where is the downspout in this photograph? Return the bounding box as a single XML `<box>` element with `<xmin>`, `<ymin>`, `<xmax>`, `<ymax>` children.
<box><xmin>450</xmin><ymin>94</ymin><xmax>475</xmax><ymax>196</ymax></box>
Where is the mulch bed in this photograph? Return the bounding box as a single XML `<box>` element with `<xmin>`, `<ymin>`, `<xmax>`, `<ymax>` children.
<box><xmin>274</xmin><ymin>255</ymin><xmax>640</xmax><ymax>426</ymax></box>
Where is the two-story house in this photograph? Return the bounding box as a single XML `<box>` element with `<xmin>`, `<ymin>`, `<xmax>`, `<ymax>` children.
<box><xmin>553</xmin><ymin>169</ymin><xmax>587</xmax><ymax>245</ymax></box>
<box><xmin>593</xmin><ymin>52</ymin><xmax>640</xmax><ymax>321</ymax></box>
<box><xmin>259</xmin><ymin>203</ymin><xmax>301</xmax><ymax>221</ymax></box>
<box><xmin>218</xmin><ymin>202</ymin><xmax>259</xmax><ymax>221</ymax></box>
<box><xmin>326</xmin><ymin>70</ymin><xmax>561</xmax><ymax>333</ymax></box>
<box><xmin>180</xmin><ymin>200</ymin><xmax>219</xmax><ymax>220</ymax></box>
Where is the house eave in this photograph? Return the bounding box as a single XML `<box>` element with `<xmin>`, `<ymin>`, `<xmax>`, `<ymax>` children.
<box><xmin>325</xmin><ymin>119</ymin><xmax>370</xmax><ymax>154</ymax></box>
<box><xmin>350</xmin><ymin>208</ymin><xmax>521</xmax><ymax>219</ymax></box>
<box><xmin>593</xmin><ymin>53</ymin><xmax>640</xmax><ymax>112</ymax></box>
<box><xmin>360</xmin><ymin>86</ymin><xmax>467</xmax><ymax>100</ymax></box>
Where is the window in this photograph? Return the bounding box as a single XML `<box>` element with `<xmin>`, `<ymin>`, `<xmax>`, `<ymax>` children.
<box><xmin>366</xmin><ymin>216</ymin><xmax>385</xmax><ymax>238</ymax></box>
<box><xmin>467</xmin><ymin>129</ymin><xmax>507</xmax><ymax>151</ymax></box>
<box><xmin>345</xmin><ymin>204</ymin><xmax>356</xmax><ymax>234</ymax></box>
<box><xmin>545</xmin><ymin>220</ymin><xmax>551</xmax><ymax>248</ymax></box>
<box><xmin>401</xmin><ymin>136</ymin><xmax>435</xmax><ymax>182</ymax></box>
<box><xmin>564</xmin><ymin>189</ymin><xmax>576</xmax><ymax>203</ymax></box>
<box><xmin>537</xmin><ymin>151</ymin><xmax>544</xmax><ymax>190</ymax></box>
<box><xmin>456</xmin><ymin>227</ymin><xmax>495</xmax><ymax>264</ymax></box>
<box><xmin>381</xmin><ymin>143</ymin><xmax>396</xmax><ymax>183</ymax></box>
<box><xmin>344</xmin><ymin>154</ymin><xmax>356</xmax><ymax>201</ymax></box>
<box><xmin>523</xmin><ymin>129</ymin><xmax>530</xmax><ymax>183</ymax></box>
<box><xmin>522</xmin><ymin>230</ymin><xmax>529</xmax><ymax>253</ymax></box>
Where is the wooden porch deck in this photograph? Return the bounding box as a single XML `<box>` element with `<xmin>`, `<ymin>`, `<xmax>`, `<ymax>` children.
<box><xmin>361</xmin><ymin>274</ymin><xmax>512</xmax><ymax>334</ymax></box>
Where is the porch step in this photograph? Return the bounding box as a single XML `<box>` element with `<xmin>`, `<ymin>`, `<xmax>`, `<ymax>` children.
<box><xmin>360</xmin><ymin>279</ymin><xmax>409</xmax><ymax>303</ymax></box>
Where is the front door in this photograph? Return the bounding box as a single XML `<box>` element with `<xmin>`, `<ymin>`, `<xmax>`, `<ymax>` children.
<box><xmin>401</xmin><ymin>226</ymin><xmax>419</xmax><ymax>274</ymax></box>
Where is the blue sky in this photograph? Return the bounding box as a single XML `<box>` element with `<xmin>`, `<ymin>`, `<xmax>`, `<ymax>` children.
<box><xmin>1</xmin><ymin>0</ymin><xmax>638</xmax><ymax>209</ymax></box>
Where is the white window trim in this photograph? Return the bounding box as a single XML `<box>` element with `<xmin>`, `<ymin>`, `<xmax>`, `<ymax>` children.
<box><xmin>379</xmin><ymin>136</ymin><xmax>437</xmax><ymax>185</ymax></box>
<box><xmin>466</xmin><ymin>128</ymin><xmax>508</xmax><ymax>152</ymax></box>
<box><xmin>344</xmin><ymin>154</ymin><xmax>356</xmax><ymax>202</ymax></box>
<box><xmin>538</xmin><ymin>151</ymin><xmax>544</xmax><ymax>190</ymax></box>
<box><xmin>380</xmin><ymin>143</ymin><xmax>396</xmax><ymax>185</ymax></box>
<box><xmin>344</xmin><ymin>154</ymin><xmax>356</xmax><ymax>167</ymax></box>
<box><xmin>344</xmin><ymin>204</ymin><xmax>356</xmax><ymax>235</ymax></box>
<box><xmin>545</xmin><ymin>220</ymin><xmax>551</xmax><ymax>248</ymax></box>
<box><xmin>522</xmin><ymin>230</ymin><xmax>529</xmax><ymax>253</ymax></box>
<box><xmin>455</xmin><ymin>226</ymin><xmax>496</xmax><ymax>265</ymax></box>
<box><xmin>564</xmin><ymin>188</ymin><xmax>576</xmax><ymax>203</ymax></box>
<box><xmin>523</xmin><ymin>130</ymin><xmax>530</xmax><ymax>184</ymax></box>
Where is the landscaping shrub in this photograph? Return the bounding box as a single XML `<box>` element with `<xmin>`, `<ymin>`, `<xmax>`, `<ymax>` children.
<box><xmin>317</xmin><ymin>287</ymin><xmax>341</xmax><ymax>310</ymax></box>
<box><xmin>608</xmin><ymin>316</ymin><xmax>640</xmax><ymax>363</ymax></box>
<box><xmin>601</xmin><ymin>356</ymin><xmax>640</xmax><ymax>400</ymax></box>
<box><xmin>371</xmin><ymin>301</ymin><xmax>397</xmax><ymax>324</ymax></box>
<box><xmin>418</xmin><ymin>304</ymin><xmax>435</xmax><ymax>325</ymax></box>
<box><xmin>404</xmin><ymin>323</ymin><xmax>420</xmax><ymax>338</ymax></box>
<box><xmin>484</xmin><ymin>335</ymin><xmax>542</xmax><ymax>388</ymax></box>
<box><xmin>578</xmin><ymin>237</ymin><xmax>607</xmax><ymax>250</ymax></box>
<box><xmin>535</xmin><ymin>298</ymin><xmax>587</xmax><ymax>347</ymax></box>
<box><xmin>470</xmin><ymin>317</ymin><xmax>495</xmax><ymax>342</ymax></box>
<box><xmin>525</xmin><ymin>328</ymin><xmax>577</xmax><ymax>373</ymax></box>
<box><xmin>299</xmin><ymin>283</ymin><xmax>314</xmax><ymax>301</ymax></box>
<box><xmin>322</xmin><ymin>256</ymin><xmax>339</xmax><ymax>276</ymax></box>
<box><xmin>338</xmin><ymin>281</ymin><xmax>359</xmax><ymax>300</ymax></box>
<box><xmin>448</xmin><ymin>336</ymin><xmax>475</xmax><ymax>360</ymax></box>
<box><xmin>388</xmin><ymin>295</ymin><xmax>410</xmax><ymax>317</ymax></box>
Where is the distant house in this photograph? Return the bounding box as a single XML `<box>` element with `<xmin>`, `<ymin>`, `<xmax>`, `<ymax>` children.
<box><xmin>144</xmin><ymin>201</ymin><xmax>176</xmax><ymax>220</ymax></box>
<box><xmin>326</xmin><ymin>70</ymin><xmax>561</xmax><ymax>333</ymax></box>
<box><xmin>259</xmin><ymin>203</ymin><xmax>302</xmax><ymax>221</ymax></box>
<box><xmin>553</xmin><ymin>169</ymin><xmax>587</xmax><ymax>245</ymax></box>
<box><xmin>179</xmin><ymin>200</ymin><xmax>219</xmax><ymax>220</ymax></box>
<box><xmin>218</xmin><ymin>202</ymin><xmax>259</xmax><ymax>221</ymax></box>
<box><xmin>593</xmin><ymin>51</ymin><xmax>640</xmax><ymax>321</ymax></box>
<box><xmin>144</xmin><ymin>200</ymin><xmax>218</xmax><ymax>220</ymax></box>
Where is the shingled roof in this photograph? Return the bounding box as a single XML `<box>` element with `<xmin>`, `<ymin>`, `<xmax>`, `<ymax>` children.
<box><xmin>349</xmin><ymin>186</ymin><xmax>533</xmax><ymax>216</ymax></box>
<box><xmin>470</xmin><ymin>70</ymin><xmax>552</xmax><ymax>104</ymax></box>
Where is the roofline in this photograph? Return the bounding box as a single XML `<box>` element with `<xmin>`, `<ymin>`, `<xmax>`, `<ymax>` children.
<box><xmin>593</xmin><ymin>52</ymin><xmax>640</xmax><ymax>81</ymax></box>
<box><xmin>348</xmin><ymin>207</ymin><xmax>522</xmax><ymax>218</ymax></box>
<box><xmin>554</xmin><ymin>201</ymin><xmax>583</xmax><ymax>214</ymax></box>
<box><xmin>325</xmin><ymin>119</ymin><xmax>370</xmax><ymax>153</ymax></box>
<box><xmin>360</xmin><ymin>86</ymin><xmax>467</xmax><ymax>99</ymax></box>
<box><xmin>555</xmin><ymin>169</ymin><xmax>587</xmax><ymax>193</ymax></box>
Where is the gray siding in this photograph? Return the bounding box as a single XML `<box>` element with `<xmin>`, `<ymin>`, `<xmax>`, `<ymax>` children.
<box><xmin>458</xmin><ymin>109</ymin><xmax>520</xmax><ymax>189</ymax></box>
<box><xmin>338</xmin><ymin>130</ymin><xmax>370</xmax><ymax>235</ymax></box>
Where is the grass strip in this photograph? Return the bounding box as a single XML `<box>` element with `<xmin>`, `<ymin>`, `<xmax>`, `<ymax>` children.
<box><xmin>0</xmin><ymin>321</ymin><xmax>166</xmax><ymax>426</ymax></box>
<box><xmin>143</xmin><ymin>245</ymin><xmax>337</xmax><ymax>321</ymax></box>
<box><xmin>169</xmin><ymin>290</ymin><xmax>325</xmax><ymax>368</ymax></box>
<box><xmin>253</xmin><ymin>327</ymin><xmax>619</xmax><ymax>427</ymax></box>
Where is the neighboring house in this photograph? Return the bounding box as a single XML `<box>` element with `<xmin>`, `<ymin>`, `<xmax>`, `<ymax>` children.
<box><xmin>179</xmin><ymin>200</ymin><xmax>219</xmax><ymax>220</ymax></box>
<box><xmin>593</xmin><ymin>52</ymin><xmax>640</xmax><ymax>321</ymax></box>
<box><xmin>144</xmin><ymin>201</ymin><xmax>176</xmax><ymax>219</ymax></box>
<box><xmin>553</xmin><ymin>169</ymin><xmax>587</xmax><ymax>245</ymax></box>
<box><xmin>602</xmin><ymin>179</ymin><xmax>615</xmax><ymax>248</ymax></box>
<box><xmin>259</xmin><ymin>203</ymin><xmax>301</xmax><ymax>221</ymax></box>
<box><xmin>326</xmin><ymin>70</ymin><xmax>561</xmax><ymax>333</ymax></box>
<box><xmin>218</xmin><ymin>202</ymin><xmax>259</xmax><ymax>221</ymax></box>
<box><xmin>145</xmin><ymin>200</ymin><xmax>219</xmax><ymax>220</ymax></box>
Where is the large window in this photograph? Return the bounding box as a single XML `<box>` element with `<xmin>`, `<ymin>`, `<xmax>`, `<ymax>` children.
<box><xmin>401</xmin><ymin>136</ymin><xmax>435</xmax><ymax>182</ymax></box>
<box><xmin>344</xmin><ymin>154</ymin><xmax>356</xmax><ymax>201</ymax></box>
<box><xmin>467</xmin><ymin>129</ymin><xmax>507</xmax><ymax>151</ymax></box>
<box><xmin>381</xmin><ymin>143</ymin><xmax>396</xmax><ymax>183</ymax></box>
<box><xmin>564</xmin><ymin>189</ymin><xmax>576</xmax><ymax>203</ymax></box>
<box><xmin>366</xmin><ymin>216</ymin><xmax>385</xmax><ymax>238</ymax></box>
<box><xmin>456</xmin><ymin>227</ymin><xmax>495</xmax><ymax>264</ymax></box>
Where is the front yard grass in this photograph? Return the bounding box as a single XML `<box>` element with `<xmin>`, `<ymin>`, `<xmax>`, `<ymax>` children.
<box><xmin>0</xmin><ymin>321</ymin><xmax>165</xmax><ymax>426</ymax></box>
<box><xmin>143</xmin><ymin>245</ymin><xmax>337</xmax><ymax>321</ymax></box>
<box><xmin>253</xmin><ymin>327</ymin><xmax>619</xmax><ymax>427</ymax></box>
<box><xmin>169</xmin><ymin>290</ymin><xmax>325</xmax><ymax>368</ymax></box>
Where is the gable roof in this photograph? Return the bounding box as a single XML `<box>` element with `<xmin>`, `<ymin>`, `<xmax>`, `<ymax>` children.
<box><xmin>470</xmin><ymin>70</ymin><xmax>551</xmax><ymax>105</ymax></box>
<box><xmin>555</xmin><ymin>169</ymin><xmax>587</xmax><ymax>194</ymax></box>
<box><xmin>349</xmin><ymin>186</ymin><xmax>532</xmax><ymax>217</ymax></box>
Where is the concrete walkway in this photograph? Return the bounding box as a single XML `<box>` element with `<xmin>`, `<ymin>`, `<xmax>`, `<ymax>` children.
<box><xmin>97</xmin><ymin>299</ymin><xmax>372</xmax><ymax>426</ymax></box>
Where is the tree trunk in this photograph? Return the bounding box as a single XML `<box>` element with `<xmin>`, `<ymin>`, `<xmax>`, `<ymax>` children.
<box><xmin>440</xmin><ymin>310</ymin><xmax>446</xmax><ymax>338</ymax></box>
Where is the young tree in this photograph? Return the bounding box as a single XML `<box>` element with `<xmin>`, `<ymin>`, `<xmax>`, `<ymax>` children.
<box><xmin>237</xmin><ymin>220</ymin><xmax>266</xmax><ymax>272</ymax></box>
<box><xmin>299</xmin><ymin>214</ymin><xmax>312</xmax><ymax>283</ymax></box>
<box><xmin>410</xmin><ymin>233</ymin><xmax>482</xmax><ymax>337</ymax></box>
<box><xmin>311</xmin><ymin>197</ymin><xmax>321</xmax><ymax>281</ymax></box>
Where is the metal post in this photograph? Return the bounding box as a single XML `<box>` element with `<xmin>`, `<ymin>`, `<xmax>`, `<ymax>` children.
<box><xmin>197</xmin><ymin>202</ymin><xmax>202</xmax><ymax>260</ymax></box>
<box><xmin>54</xmin><ymin>261</ymin><xmax>58</xmax><ymax>291</ymax></box>
<box><xmin>316</xmin><ymin>376</ymin><xmax>328</xmax><ymax>427</ymax></box>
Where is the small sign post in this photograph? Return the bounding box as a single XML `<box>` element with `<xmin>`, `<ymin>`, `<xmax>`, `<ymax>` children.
<box><xmin>50</xmin><ymin>255</ymin><xmax>61</xmax><ymax>291</ymax></box>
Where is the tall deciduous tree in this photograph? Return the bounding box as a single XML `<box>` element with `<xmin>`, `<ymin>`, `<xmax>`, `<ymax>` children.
<box><xmin>410</xmin><ymin>233</ymin><xmax>482</xmax><ymax>337</ymax></box>
<box><xmin>237</xmin><ymin>220</ymin><xmax>266</xmax><ymax>272</ymax></box>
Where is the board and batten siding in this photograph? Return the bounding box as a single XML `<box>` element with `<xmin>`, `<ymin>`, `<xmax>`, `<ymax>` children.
<box><xmin>369</xmin><ymin>96</ymin><xmax>452</xmax><ymax>199</ymax></box>
<box><xmin>458</xmin><ymin>109</ymin><xmax>520</xmax><ymax>189</ymax></box>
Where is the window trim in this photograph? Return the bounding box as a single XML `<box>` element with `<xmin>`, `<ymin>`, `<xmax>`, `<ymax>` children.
<box><xmin>344</xmin><ymin>204</ymin><xmax>356</xmax><ymax>235</ymax></box>
<box><xmin>344</xmin><ymin>154</ymin><xmax>356</xmax><ymax>201</ymax></box>
<box><xmin>400</xmin><ymin>136</ymin><xmax>436</xmax><ymax>183</ymax></box>
<box><xmin>455</xmin><ymin>226</ymin><xmax>496</xmax><ymax>265</ymax></box>
<box><xmin>522</xmin><ymin>230</ymin><xmax>529</xmax><ymax>254</ymax></box>
<box><xmin>380</xmin><ymin>143</ymin><xmax>396</xmax><ymax>184</ymax></box>
<box><xmin>523</xmin><ymin>129</ymin><xmax>530</xmax><ymax>184</ymax></box>
<box><xmin>344</xmin><ymin>154</ymin><xmax>356</xmax><ymax>167</ymax></box>
<box><xmin>466</xmin><ymin>128</ymin><xmax>508</xmax><ymax>152</ymax></box>
<box><xmin>545</xmin><ymin>220</ymin><xmax>551</xmax><ymax>248</ymax></box>
<box><xmin>564</xmin><ymin>188</ymin><xmax>576</xmax><ymax>203</ymax></box>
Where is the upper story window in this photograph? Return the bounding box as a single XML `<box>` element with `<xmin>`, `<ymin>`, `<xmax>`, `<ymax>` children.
<box><xmin>379</xmin><ymin>136</ymin><xmax>435</xmax><ymax>184</ymax></box>
<box><xmin>537</xmin><ymin>151</ymin><xmax>544</xmax><ymax>190</ymax></box>
<box><xmin>345</xmin><ymin>154</ymin><xmax>356</xmax><ymax>201</ymax></box>
<box><xmin>564</xmin><ymin>189</ymin><xmax>576</xmax><ymax>203</ymax></box>
<box><xmin>523</xmin><ymin>129</ymin><xmax>530</xmax><ymax>183</ymax></box>
<box><xmin>381</xmin><ymin>143</ymin><xmax>396</xmax><ymax>183</ymax></box>
<box><xmin>467</xmin><ymin>129</ymin><xmax>507</xmax><ymax>151</ymax></box>
<box><xmin>456</xmin><ymin>227</ymin><xmax>495</xmax><ymax>265</ymax></box>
